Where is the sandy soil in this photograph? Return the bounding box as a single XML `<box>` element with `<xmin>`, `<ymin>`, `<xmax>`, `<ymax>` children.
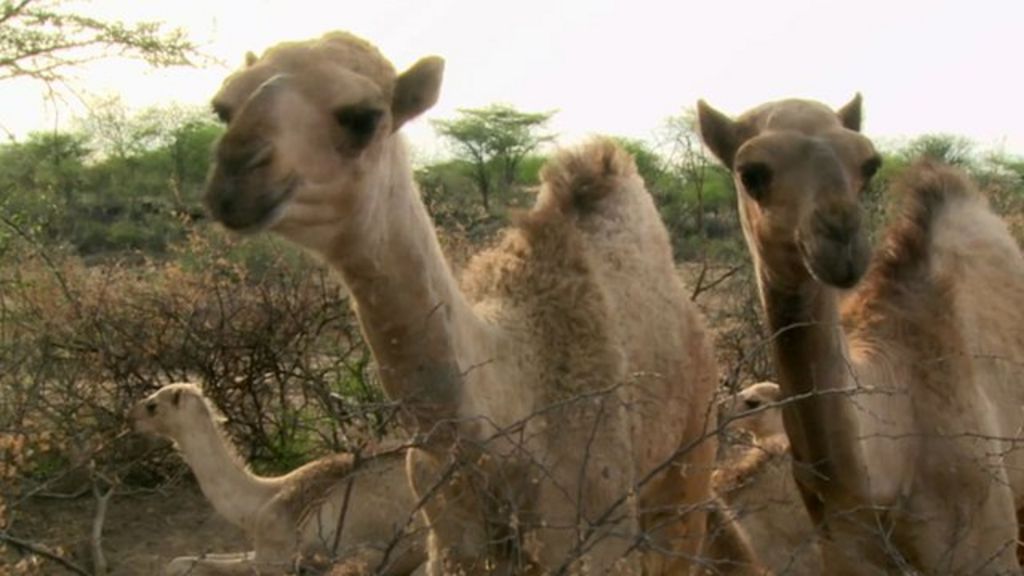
<box><xmin>3</xmin><ymin>481</ymin><xmax>247</xmax><ymax>575</ymax></box>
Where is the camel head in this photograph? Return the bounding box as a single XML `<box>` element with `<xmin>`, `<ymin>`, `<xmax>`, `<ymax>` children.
<box><xmin>128</xmin><ymin>382</ymin><xmax>221</xmax><ymax>439</ymax></box>
<box><xmin>697</xmin><ymin>95</ymin><xmax>881</xmax><ymax>290</ymax></box>
<box><xmin>203</xmin><ymin>31</ymin><xmax>444</xmax><ymax>252</ymax></box>
<box><xmin>718</xmin><ymin>381</ymin><xmax>784</xmax><ymax>439</ymax></box>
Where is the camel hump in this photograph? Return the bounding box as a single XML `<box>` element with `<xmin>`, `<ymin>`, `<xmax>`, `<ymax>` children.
<box><xmin>856</xmin><ymin>160</ymin><xmax>978</xmax><ymax>301</ymax></box>
<box><xmin>537</xmin><ymin>137</ymin><xmax>638</xmax><ymax>215</ymax></box>
<box><xmin>888</xmin><ymin>160</ymin><xmax>978</xmax><ymax>264</ymax></box>
<box><xmin>895</xmin><ymin>159</ymin><xmax>976</xmax><ymax>231</ymax></box>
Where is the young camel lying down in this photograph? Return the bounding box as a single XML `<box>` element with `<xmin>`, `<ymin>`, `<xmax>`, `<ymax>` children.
<box><xmin>710</xmin><ymin>382</ymin><xmax>820</xmax><ymax>576</ymax></box>
<box><xmin>128</xmin><ymin>383</ymin><xmax>426</xmax><ymax>575</ymax></box>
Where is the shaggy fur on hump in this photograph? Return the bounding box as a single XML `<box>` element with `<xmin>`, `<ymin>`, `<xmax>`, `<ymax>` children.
<box><xmin>463</xmin><ymin>139</ymin><xmax>638</xmax><ymax>399</ymax></box>
<box><xmin>535</xmin><ymin>137</ymin><xmax>638</xmax><ymax>215</ymax></box>
<box><xmin>843</xmin><ymin>160</ymin><xmax>974</xmax><ymax>326</ymax></box>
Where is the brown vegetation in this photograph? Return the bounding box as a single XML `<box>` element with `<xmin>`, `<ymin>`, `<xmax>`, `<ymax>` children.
<box><xmin>0</xmin><ymin>227</ymin><xmax>389</xmax><ymax>574</ymax></box>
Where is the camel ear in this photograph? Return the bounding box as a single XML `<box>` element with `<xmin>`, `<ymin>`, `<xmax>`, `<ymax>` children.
<box><xmin>392</xmin><ymin>56</ymin><xmax>445</xmax><ymax>131</ymax></box>
<box><xmin>245</xmin><ymin>51</ymin><xmax>258</xmax><ymax>67</ymax></box>
<box><xmin>837</xmin><ymin>93</ymin><xmax>862</xmax><ymax>132</ymax></box>
<box><xmin>172</xmin><ymin>389</ymin><xmax>182</xmax><ymax>407</ymax></box>
<box><xmin>697</xmin><ymin>100</ymin><xmax>740</xmax><ymax>170</ymax></box>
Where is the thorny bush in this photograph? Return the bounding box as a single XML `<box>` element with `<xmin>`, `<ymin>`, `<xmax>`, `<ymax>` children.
<box><xmin>0</xmin><ymin>225</ymin><xmax>399</xmax><ymax>572</ymax></box>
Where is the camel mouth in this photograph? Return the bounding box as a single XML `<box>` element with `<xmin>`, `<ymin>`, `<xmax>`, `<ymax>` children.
<box><xmin>816</xmin><ymin>265</ymin><xmax>862</xmax><ymax>289</ymax></box>
<box><xmin>126</xmin><ymin>407</ymin><xmax>150</xmax><ymax>434</ymax></box>
<box><xmin>799</xmin><ymin>239</ymin><xmax>866</xmax><ymax>289</ymax></box>
<box><xmin>211</xmin><ymin>175</ymin><xmax>299</xmax><ymax>234</ymax></box>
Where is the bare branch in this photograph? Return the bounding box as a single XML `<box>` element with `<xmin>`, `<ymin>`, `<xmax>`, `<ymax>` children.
<box><xmin>0</xmin><ymin>532</ymin><xmax>92</xmax><ymax>576</ymax></box>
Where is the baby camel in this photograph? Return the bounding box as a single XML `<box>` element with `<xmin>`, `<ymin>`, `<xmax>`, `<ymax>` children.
<box><xmin>713</xmin><ymin>382</ymin><xmax>819</xmax><ymax>576</ymax></box>
<box><xmin>202</xmin><ymin>31</ymin><xmax>718</xmax><ymax>575</ymax></box>
<box><xmin>129</xmin><ymin>383</ymin><xmax>426</xmax><ymax>575</ymax></box>
<box><xmin>699</xmin><ymin>96</ymin><xmax>1024</xmax><ymax>574</ymax></box>
<box><xmin>718</xmin><ymin>382</ymin><xmax>786</xmax><ymax>443</ymax></box>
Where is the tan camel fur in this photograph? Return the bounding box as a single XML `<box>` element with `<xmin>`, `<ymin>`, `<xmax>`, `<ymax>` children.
<box><xmin>718</xmin><ymin>382</ymin><xmax>786</xmax><ymax>443</ymax></box>
<box><xmin>713</xmin><ymin>382</ymin><xmax>819</xmax><ymax>576</ymax></box>
<box><xmin>698</xmin><ymin>95</ymin><xmax>1024</xmax><ymax>574</ymax></box>
<box><xmin>700</xmin><ymin>497</ymin><xmax>771</xmax><ymax>576</ymax></box>
<box><xmin>129</xmin><ymin>383</ymin><xmax>427</xmax><ymax>575</ymax></box>
<box><xmin>201</xmin><ymin>32</ymin><xmax>718</xmax><ymax>575</ymax></box>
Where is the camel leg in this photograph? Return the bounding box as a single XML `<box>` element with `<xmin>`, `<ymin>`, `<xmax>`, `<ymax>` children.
<box><xmin>407</xmin><ymin>447</ymin><xmax>494</xmax><ymax>576</ymax></box>
<box><xmin>327</xmin><ymin>543</ymin><xmax>426</xmax><ymax>576</ymax></box>
<box><xmin>521</xmin><ymin>474</ymin><xmax>639</xmax><ymax>575</ymax></box>
<box><xmin>1018</xmin><ymin>507</ymin><xmax>1024</xmax><ymax>568</ymax></box>
<box><xmin>164</xmin><ymin>553</ymin><xmax>278</xmax><ymax>576</ymax></box>
<box><xmin>702</xmin><ymin>497</ymin><xmax>771</xmax><ymax>576</ymax></box>
<box><xmin>165</xmin><ymin>545</ymin><xmax>251</xmax><ymax>565</ymax></box>
<box><xmin>816</xmin><ymin>484</ymin><xmax>1022</xmax><ymax>576</ymax></box>
<box><xmin>637</xmin><ymin>461</ymin><xmax>712</xmax><ymax>574</ymax></box>
<box><xmin>165</xmin><ymin>504</ymin><xmax>305</xmax><ymax>576</ymax></box>
<box><xmin>908</xmin><ymin>486</ymin><xmax>1021</xmax><ymax>575</ymax></box>
<box><xmin>636</xmin><ymin>401</ymin><xmax>717</xmax><ymax>575</ymax></box>
<box><xmin>183</xmin><ymin>552</ymin><xmax>254</xmax><ymax>562</ymax></box>
<box><xmin>518</xmin><ymin>403</ymin><xmax>643</xmax><ymax>575</ymax></box>
<box><xmin>164</xmin><ymin>543</ymin><xmax>299</xmax><ymax>575</ymax></box>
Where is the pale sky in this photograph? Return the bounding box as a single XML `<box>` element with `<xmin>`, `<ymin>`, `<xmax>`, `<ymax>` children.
<box><xmin>4</xmin><ymin>0</ymin><xmax>1023</xmax><ymax>158</ymax></box>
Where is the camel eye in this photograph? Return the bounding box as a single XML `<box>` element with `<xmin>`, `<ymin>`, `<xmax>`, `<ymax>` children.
<box><xmin>212</xmin><ymin>102</ymin><xmax>232</xmax><ymax>124</ymax></box>
<box><xmin>861</xmin><ymin>155</ymin><xmax>882</xmax><ymax>180</ymax></box>
<box><xmin>146</xmin><ymin>402</ymin><xmax>158</xmax><ymax>416</ymax></box>
<box><xmin>743</xmin><ymin>399</ymin><xmax>761</xmax><ymax>410</ymax></box>
<box><xmin>334</xmin><ymin>105</ymin><xmax>383</xmax><ymax>148</ymax></box>
<box><xmin>738</xmin><ymin>162</ymin><xmax>772</xmax><ymax>201</ymax></box>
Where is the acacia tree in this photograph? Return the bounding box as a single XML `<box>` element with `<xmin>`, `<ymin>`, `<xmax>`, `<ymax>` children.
<box><xmin>900</xmin><ymin>133</ymin><xmax>976</xmax><ymax>167</ymax></box>
<box><xmin>0</xmin><ymin>101</ymin><xmax>221</xmax><ymax>254</ymax></box>
<box><xmin>433</xmin><ymin>104</ymin><xmax>555</xmax><ymax>211</ymax></box>
<box><xmin>74</xmin><ymin>99</ymin><xmax>221</xmax><ymax>213</ymax></box>
<box><xmin>0</xmin><ymin>0</ymin><xmax>200</xmax><ymax>85</ymax></box>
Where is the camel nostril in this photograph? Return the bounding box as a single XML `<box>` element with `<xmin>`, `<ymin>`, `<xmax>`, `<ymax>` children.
<box><xmin>819</xmin><ymin>219</ymin><xmax>849</xmax><ymax>244</ymax></box>
<box><xmin>217</xmin><ymin>193</ymin><xmax>238</xmax><ymax>217</ymax></box>
<box><xmin>816</xmin><ymin>213</ymin><xmax>863</xmax><ymax>247</ymax></box>
<box><xmin>833</xmin><ymin>260</ymin><xmax>861</xmax><ymax>289</ymax></box>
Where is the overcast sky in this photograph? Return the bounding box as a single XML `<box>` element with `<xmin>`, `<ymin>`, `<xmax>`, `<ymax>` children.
<box><xmin>4</xmin><ymin>0</ymin><xmax>1022</xmax><ymax>159</ymax></box>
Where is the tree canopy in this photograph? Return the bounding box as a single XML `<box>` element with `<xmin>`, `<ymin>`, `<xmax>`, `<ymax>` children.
<box><xmin>0</xmin><ymin>101</ymin><xmax>221</xmax><ymax>255</ymax></box>
<box><xmin>433</xmin><ymin>104</ymin><xmax>555</xmax><ymax>211</ymax></box>
<box><xmin>0</xmin><ymin>0</ymin><xmax>201</xmax><ymax>84</ymax></box>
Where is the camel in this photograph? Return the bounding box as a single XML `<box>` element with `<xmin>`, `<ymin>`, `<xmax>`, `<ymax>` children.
<box><xmin>718</xmin><ymin>382</ymin><xmax>786</xmax><ymax>443</ymax></box>
<box><xmin>201</xmin><ymin>31</ymin><xmax>719</xmax><ymax>575</ymax></box>
<box><xmin>128</xmin><ymin>383</ymin><xmax>427</xmax><ymax>575</ymax></box>
<box><xmin>712</xmin><ymin>382</ymin><xmax>819</xmax><ymax>576</ymax></box>
<box><xmin>697</xmin><ymin>95</ymin><xmax>1024</xmax><ymax>574</ymax></box>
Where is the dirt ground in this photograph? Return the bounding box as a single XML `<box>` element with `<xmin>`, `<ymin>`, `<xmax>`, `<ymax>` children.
<box><xmin>3</xmin><ymin>481</ymin><xmax>247</xmax><ymax>575</ymax></box>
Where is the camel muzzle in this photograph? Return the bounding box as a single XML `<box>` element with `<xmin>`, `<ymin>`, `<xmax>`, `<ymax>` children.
<box><xmin>203</xmin><ymin>164</ymin><xmax>294</xmax><ymax>233</ymax></box>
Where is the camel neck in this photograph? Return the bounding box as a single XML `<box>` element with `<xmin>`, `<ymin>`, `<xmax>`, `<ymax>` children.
<box><xmin>324</xmin><ymin>138</ymin><xmax>473</xmax><ymax>431</ymax></box>
<box><xmin>759</xmin><ymin>275</ymin><xmax>868</xmax><ymax>501</ymax></box>
<box><xmin>175</xmin><ymin>414</ymin><xmax>278</xmax><ymax>529</ymax></box>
